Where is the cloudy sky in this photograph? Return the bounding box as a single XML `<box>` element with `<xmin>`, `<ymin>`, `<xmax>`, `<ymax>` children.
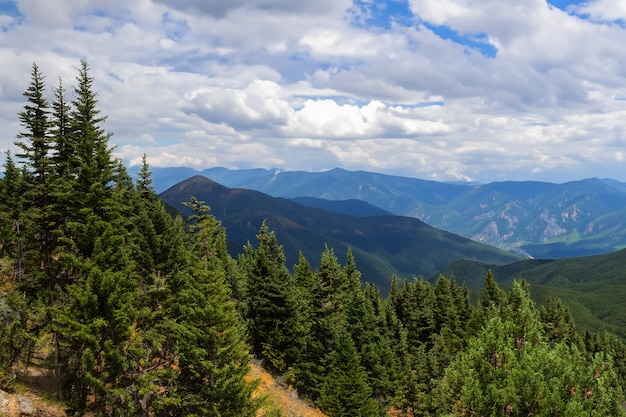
<box><xmin>1</xmin><ymin>0</ymin><xmax>626</xmax><ymax>183</ymax></box>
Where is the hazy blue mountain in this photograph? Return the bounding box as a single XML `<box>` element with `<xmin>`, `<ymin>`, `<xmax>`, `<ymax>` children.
<box><xmin>144</xmin><ymin>166</ymin><xmax>626</xmax><ymax>259</ymax></box>
<box><xmin>159</xmin><ymin>175</ymin><xmax>520</xmax><ymax>290</ymax></box>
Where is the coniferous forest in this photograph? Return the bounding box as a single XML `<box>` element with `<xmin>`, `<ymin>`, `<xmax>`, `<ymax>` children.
<box><xmin>1</xmin><ymin>62</ymin><xmax>625</xmax><ymax>416</ymax></box>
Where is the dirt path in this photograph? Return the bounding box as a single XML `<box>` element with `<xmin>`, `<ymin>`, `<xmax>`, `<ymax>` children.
<box><xmin>248</xmin><ymin>362</ymin><xmax>327</xmax><ymax>417</ymax></box>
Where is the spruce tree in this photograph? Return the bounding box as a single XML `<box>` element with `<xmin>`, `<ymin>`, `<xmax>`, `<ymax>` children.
<box><xmin>50</xmin><ymin>77</ymin><xmax>73</xmax><ymax>177</ymax></box>
<box><xmin>0</xmin><ymin>152</ymin><xmax>26</xmax><ymax>262</ymax></box>
<box><xmin>540</xmin><ymin>296</ymin><xmax>581</xmax><ymax>347</ymax></box>
<box><xmin>15</xmin><ymin>62</ymin><xmax>51</xmax><ymax>186</ymax></box>
<box><xmin>318</xmin><ymin>322</ymin><xmax>380</xmax><ymax>417</ymax></box>
<box><xmin>14</xmin><ymin>61</ymin><xmax>55</xmax><ymax>288</ymax></box>
<box><xmin>291</xmin><ymin>246</ymin><xmax>347</xmax><ymax>401</ymax></box>
<box><xmin>152</xmin><ymin>198</ymin><xmax>258</xmax><ymax>417</ymax></box>
<box><xmin>397</xmin><ymin>277</ymin><xmax>435</xmax><ymax>349</ymax></box>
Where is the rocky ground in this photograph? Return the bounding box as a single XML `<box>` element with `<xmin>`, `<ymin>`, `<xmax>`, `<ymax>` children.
<box><xmin>0</xmin><ymin>388</ymin><xmax>66</xmax><ymax>417</ymax></box>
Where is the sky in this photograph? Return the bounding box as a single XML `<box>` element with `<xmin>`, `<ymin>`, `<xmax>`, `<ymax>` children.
<box><xmin>1</xmin><ymin>0</ymin><xmax>626</xmax><ymax>183</ymax></box>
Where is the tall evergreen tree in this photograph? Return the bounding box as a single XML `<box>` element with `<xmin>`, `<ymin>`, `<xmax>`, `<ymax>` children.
<box><xmin>70</xmin><ymin>60</ymin><xmax>114</xmax><ymax>190</ymax></box>
<box><xmin>540</xmin><ymin>296</ymin><xmax>581</xmax><ymax>347</ymax></box>
<box><xmin>50</xmin><ymin>77</ymin><xmax>73</xmax><ymax>177</ymax></box>
<box><xmin>318</xmin><ymin>322</ymin><xmax>380</xmax><ymax>417</ymax></box>
<box><xmin>397</xmin><ymin>277</ymin><xmax>435</xmax><ymax>349</ymax></box>
<box><xmin>0</xmin><ymin>152</ymin><xmax>26</xmax><ymax>263</ymax></box>
<box><xmin>241</xmin><ymin>221</ymin><xmax>304</xmax><ymax>373</ymax></box>
<box><xmin>15</xmin><ymin>62</ymin><xmax>51</xmax><ymax>185</ymax></box>
<box><xmin>152</xmin><ymin>198</ymin><xmax>258</xmax><ymax>417</ymax></box>
<box><xmin>14</xmin><ymin>62</ymin><xmax>55</xmax><ymax>287</ymax></box>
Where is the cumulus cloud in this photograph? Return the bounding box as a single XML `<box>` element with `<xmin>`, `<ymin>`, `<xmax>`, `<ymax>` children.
<box><xmin>181</xmin><ymin>80</ymin><xmax>292</xmax><ymax>130</ymax></box>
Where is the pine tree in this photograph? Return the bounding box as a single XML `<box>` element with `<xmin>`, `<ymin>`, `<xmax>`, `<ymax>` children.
<box><xmin>481</xmin><ymin>269</ymin><xmax>506</xmax><ymax>309</ymax></box>
<box><xmin>470</xmin><ymin>269</ymin><xmax>506</xmax><ymax>332</ymax></box>
<box><xmin>15</xmin><ymin>62</ymin><xmax>51</xmax><ymax>185</ymax></box>
<box><xmin>65</xmin><ymin>60</ymin><xmax>118</xmax><ymax>260</ymax></box>
<box><xmin>50</xmin><ymin>77</ymin><xmax>73</xmax><ymax>177</ymax></box>
<box><xmin>360</xmin><ymin>283</ymin><xmax>396</xmax><ymax>410</ymax></box>
<box><xmin>291</xmin><ymin>246</ymin><xmax>347</xmax><ymax>401</ymax></box>
<box><xmin>318</xmin><ymin>323</ymin><xmax>380</xmax><ymax>417</ymax></box>
<box><xmin>152</xmin><ymin>199</ymin><xmax>258</xmax><ymax>417</ymax></box>
<box><xmin>136</xmin><ymin>154</ymin><xmax>155</xmax><ymax>201</ymax></box>
<box><xmin>0</xmin><ymin>152</ymin><xmax>26</xmax><ymax>263</ymax></box>
<box><xmin>14</xmin><ymin>61</ymin><xmax>55</xmax><ymax>288</ymax></box>
<box><xmin>540</xmin><ymin>296</ymin><xmax>581</xmax><ymax>347</ymax></box>
<box><xmin>70</xmin><ymin>60</ymin><xmax>114</xmax><ymax>191</ymax></box>
<box><xmin>397</xmin><ymin>277</ymin><xmax>435</xmax><ymax>349</ymax></box>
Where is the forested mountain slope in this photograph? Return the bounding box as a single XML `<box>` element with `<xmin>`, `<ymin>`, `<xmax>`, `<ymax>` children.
<box><xmin>437</xmin><ymin>249</ymin><xmax>626</xmax><ymax>339</ymax></box>
<box><xmin>159</xmin><ymin>175</ymin><xmax>521</xmax><ymax>290</ymax></box>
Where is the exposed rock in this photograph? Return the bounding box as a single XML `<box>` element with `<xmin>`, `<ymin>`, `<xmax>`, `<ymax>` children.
<box><xmin>0</xmin><ymin>388</ymin><xmax>65</xmax><ymax>416</ymax></box>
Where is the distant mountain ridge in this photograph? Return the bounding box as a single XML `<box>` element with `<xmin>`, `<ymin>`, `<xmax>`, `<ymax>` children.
<box><xmin>159</xmin><ymin>175</ymin><xmax>520</xmax><ymax>290</ymax></box>
<box><xmin>137</xmin><ymin>166</ymin><xmax>626</xmax><ymax>259</ymax></box>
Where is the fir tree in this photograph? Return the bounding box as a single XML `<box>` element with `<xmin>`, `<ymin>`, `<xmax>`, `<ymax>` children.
<box><xmin>318</xmin><ymin>323</ymin><xmax>380</xmax><ymax>417</ymax></box>
<box><xmin>241</xmin><ymin>221</ymin><xmax>304</xmax><ymax>373</ymax></box>
<box><xmin>14</xmin><ymin>61</ymin><xmax>55</xmax><ymax>287</ymax></box>
<box><xmin>540</xmin><ymin>296</ymin><xmax>581</xmax><ymax>347</ymax></box>
<box><xmin>50</xmin><ymin>77</ymin><xmax>73</xmax><ymax>177</ymax></box>
<box><xmin>153</xmin><ymin>198</ymin><xmax>258</xmax><ymax>417</ymax></box>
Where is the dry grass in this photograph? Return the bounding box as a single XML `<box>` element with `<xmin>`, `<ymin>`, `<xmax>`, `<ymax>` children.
<box><xmin>5</xmin><ymin>360</ymin><xmax>326</xmax><ymax>417</ymax></box>
<box><xmin>247</xmin><ymin>362</ymin><xmax>327</xmax><ymax>417</ymax></box>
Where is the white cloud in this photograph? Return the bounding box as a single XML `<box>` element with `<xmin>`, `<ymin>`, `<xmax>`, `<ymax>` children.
<box><xmin>572</xmin><ymin>0</ymin><xmax>626</xmax><ymax>22</ymax></box>
<box><xmin>181</xmin><ymin>80</ymin><xmax>292</xmax><ymax>130</ymax></box>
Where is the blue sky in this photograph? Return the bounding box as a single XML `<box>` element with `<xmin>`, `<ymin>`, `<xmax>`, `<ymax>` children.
<box><xmin>1</xmin><ymin>0</ymin><xmax>626</xmax><ymax>183</ymax></box>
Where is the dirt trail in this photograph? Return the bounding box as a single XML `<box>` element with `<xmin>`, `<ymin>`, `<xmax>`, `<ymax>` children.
<box><xmin>248</xmin><ymin>362</ymin><xmax>327</xmax><ymax>417</ymax></box>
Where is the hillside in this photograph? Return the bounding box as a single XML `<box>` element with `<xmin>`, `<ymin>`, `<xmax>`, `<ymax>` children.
<box><xmin>0</xmin><ymin>363</ymin><xmax>327</xmax><ymax>417</ymax></box>
<box><xmin>141</xmin><ymin>166</ymin><xmax>626</xmax><ymax>258</ymax></box>
<box><xmin>159</xmin><ymin>175</ymin><xmax>520</xmax><ymax>290</ymax></box>
<box><xmin>437</xmin><ymin>249</ymin><xmax>626</xmax><ymax>339</ymax></box>
<box><xmin>289</xmin><ymin>196</ymin><xmax>392</xmax><ymax>217</ymax></box>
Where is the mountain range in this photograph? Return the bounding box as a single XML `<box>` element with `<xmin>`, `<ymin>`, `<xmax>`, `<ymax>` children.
<box><xmin>138</xmin><ymin>166</ymin><xmax>626</xmax><ymax>259</ymax></box>
<box><xmin>159</xmin><ymin>175</ymin><xmax>520</xmax><ymax>290</ymax></box>
<box><xmin>157</xmin><ymin>173</ymin><xmax>626</xmax><ymax>338</ymax></box>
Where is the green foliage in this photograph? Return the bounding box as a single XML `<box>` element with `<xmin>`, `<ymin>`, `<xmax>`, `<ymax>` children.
<box><xmin>318</xmin><ymin>325</ymin><xmax>380</xmax><ymax>417</ymax></box>
<box><xmin>441</xmin><ymin>250</ymin><xmax>626</xmax><ymax>339</ymax></box>
<box><xmin>240</xmin><ymin>221</ymin><xmax>305</xmax><ymax>374</ymax></box>
<box><xmin>438</xmin><ymin>281</ymin><xmax>626</xmax><ymax>417</ymax></box>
